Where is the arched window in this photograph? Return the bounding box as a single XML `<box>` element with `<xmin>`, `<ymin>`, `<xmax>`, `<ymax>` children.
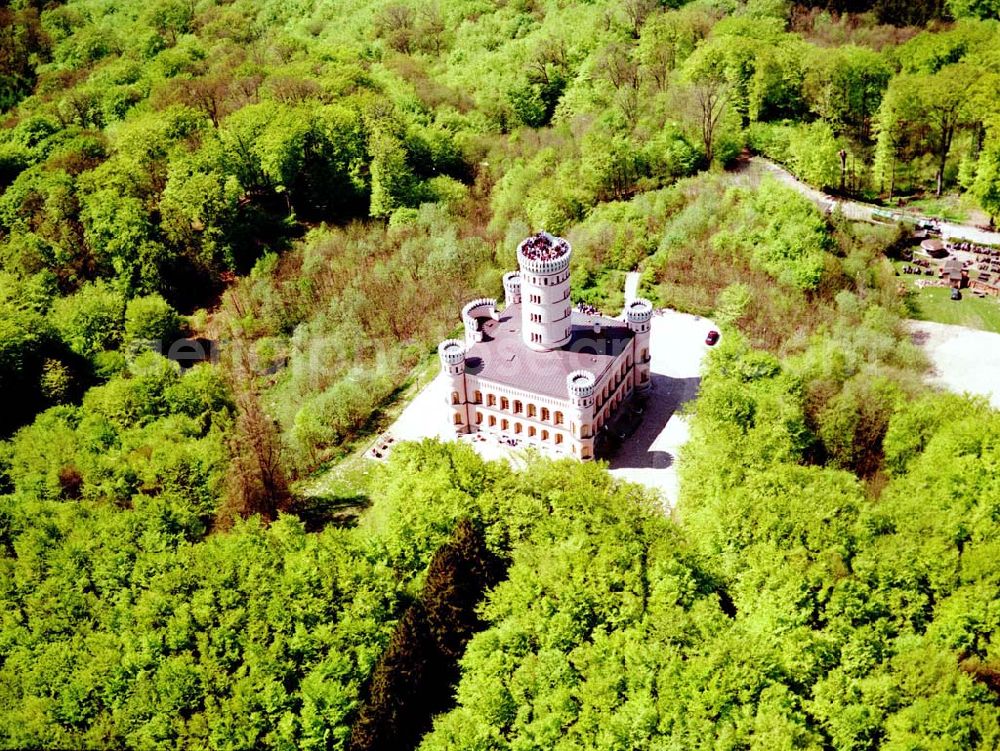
<box><xmin>474</xmin><ymin>390</ymin><xmax>482</xmax><ymax>404</ymax></box>
<box><xmin>489</xmin><ymin>415</ymin><xmax>496</xmax><ymax>427</ymax></box>
<box><xmin>501</xmin><ymin>418</ymin><xmax>509</xmax><ymax>431</ymax></box>
<box><xmin>451</xmin><ymin>391</ymin><xmax>460</xmax><ymax>405</ymax></box>
<box><xmin>514</xmin><ymin>400</ymin><xmax>523</xmax><ymax>413</ymax></box>
<box><xmin>453</xmin><ymin>413</ymin><xmax>462</xmax><ymax>425</ymax></box>
<box><xmin>527</xmin><ymin>404</ymin><xmax>537</xmax><ymax>418</ymax></box>
<box><xmin>541</xmin><ymin>430</ymin><xmax>549</xmax><ymax>441</ymax></box>
<box><xmin>501</xmin><ymin>396</ymin><xmax>509</xmax><ymax>411</ymax></box>
<box><xmin>555</xmin><ymin>434</ymin><xmax>563</xmax><ymax>445</ymax></box>
<box><xmin>514</xmin><ymin>422</ymin><xmax>522</xmax><ymax>434</ymax></box>
<box><xmin>555</xmin><ymin>411</ymin><xmax>564</xmax><ymax>425</ymax></box>
<box><xmin>541</xmin><ymin>407</ymin><xmax>550</xmax><ymax>422</ymax></box>
<box><xmin>487</xmin><ymin>394</ymin><xmax>496</xmax><ymax>407</ymax></box>
<box><xmin>476</xmin><ymin>412</ymin><xmax>483</xmax><ymax>425</ymax></box>
<box><xmin>529</xmin><ymin>426</ymin><xmax>536</xmax><ymax>437</ymax></box>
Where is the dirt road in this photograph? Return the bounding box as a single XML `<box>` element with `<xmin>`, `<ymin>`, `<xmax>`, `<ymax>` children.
<box><xmin>747</xmin><ymin>157</ymin><xmax>1000</xmax><ymax>245</ymax></box>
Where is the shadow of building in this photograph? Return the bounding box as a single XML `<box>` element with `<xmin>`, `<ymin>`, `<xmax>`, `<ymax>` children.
<box><xmin>607</xmin><ymin>373</ymin><xmax>702</xmax><ymax>470</ymax></box>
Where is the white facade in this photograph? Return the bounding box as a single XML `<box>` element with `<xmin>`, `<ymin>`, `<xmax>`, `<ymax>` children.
<box><xmin>438</xmin><ymin>233</ymin><xmax>655</xmax><ymax>461</ymax></box>
<box><xmin>517</xmin><ymin>232</ymin><xmax>573</xmax><ymax>351</ymax></box>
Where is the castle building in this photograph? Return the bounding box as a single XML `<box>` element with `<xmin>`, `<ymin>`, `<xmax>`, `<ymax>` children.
<box><xmin>438</xmin><ymin>231</ymin><xmax>653</xmax><ymax>460</ymax></box>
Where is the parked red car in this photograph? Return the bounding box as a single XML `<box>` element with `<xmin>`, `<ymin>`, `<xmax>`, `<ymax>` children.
<box><xmin>705</xmin><ymin>330</ymin><xmax>720</xmax><ymax>346</ymax></box>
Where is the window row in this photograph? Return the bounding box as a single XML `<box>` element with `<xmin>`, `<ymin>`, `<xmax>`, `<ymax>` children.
<box><xmin>524</xmin><ymin>272</ymin><xmax>569</xmax><ymax>286</ymax></box>
<box><xmin>526</xmin><ymin>290</ymin><xmax>571</xmax><ymax>306</ymax></box>
<box><xmin>481</xmin><ymin>394</ymin><xmax>564</xmax><ymax>424</ymax></box>
<box><xmin>528</xmin><ymin>309</ymin><xmax>570</xmax><ymax>324</ymax></box>
<box><xmin>479</xmin><ymin>413</ymin><xmax>565</xmax><ymax>444</ymax></box>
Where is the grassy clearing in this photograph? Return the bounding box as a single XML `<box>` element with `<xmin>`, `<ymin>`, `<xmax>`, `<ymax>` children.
<box><xmin>894</xmin><ymin>262</ymin><xmax>1000</xmax><ymax>333</ymax></box>
<box><xmin>882</xmin><ymin>194</ymin><xmax>976</xmax><ymax>224</ymax></box>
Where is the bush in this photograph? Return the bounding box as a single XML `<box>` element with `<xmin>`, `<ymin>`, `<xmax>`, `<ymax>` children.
<box><xmin>50</xmin><ymin>281</ymin><xmax>125</xmax><ymax>359</ymax></box>
<box><xmin>124</xmin><ymin>293</ymin><xmax>182</xmax><ymax>349</ymax></box>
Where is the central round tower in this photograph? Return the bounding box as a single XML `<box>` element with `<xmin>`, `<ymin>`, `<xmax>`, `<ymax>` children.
<box><xmin>517</xmin><ymin>231</ymin><xmax>572</xmax><ymax>351</ymax></box>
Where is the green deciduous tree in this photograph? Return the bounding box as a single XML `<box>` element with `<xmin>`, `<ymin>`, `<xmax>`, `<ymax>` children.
<box><xmin>49</xmin><ymin>281</ymin><xmax>125</xmax><ymax>359</ymax></box>
<box><xmin>124</xmin><ymin>293</ymin><xmax>182</xmax><ymax>349</ymax></box>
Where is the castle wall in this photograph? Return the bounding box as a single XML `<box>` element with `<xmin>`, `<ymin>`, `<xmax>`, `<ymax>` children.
<box><xmin>454</xmin><ymin>343</ymin><xmax>636</xmax><ymax>461</ymax></box>
<box><xmin>437</xmin><ymin>238</ymin><xmax>656</xmax><ymax>462</ymax></box>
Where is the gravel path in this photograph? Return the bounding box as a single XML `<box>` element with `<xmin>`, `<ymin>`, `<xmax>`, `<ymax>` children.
<box><xmin>624</xmin><ymin>271</ymin><xmax>640</xmax><ymax>306</ymax></box>
<box><xmin>907</xmin><ymin>320</ymin><xmax>1000</xmax><ymax>409</ymax></box>
<box><xmin>748</xmin><ymin>157</ymin><xmax>1000</xmax><ymax>245</ymax></box>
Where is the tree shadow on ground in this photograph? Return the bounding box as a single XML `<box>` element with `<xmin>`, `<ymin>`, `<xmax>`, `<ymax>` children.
<box><xmin>289</xmin><ymin>494</ymin><xmax>370</xmax><ymax>531</ymax></box>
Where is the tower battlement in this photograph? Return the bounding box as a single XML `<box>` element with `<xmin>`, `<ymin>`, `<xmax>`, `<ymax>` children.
<box><xmin>566</xmin><ymin>369</ymin><xmax>597</xmax><ymax>399</ymax></box>
<box><xmin>461</xmin><ymin>298</ymin><xmax>498</xmax><ymax>346</ymax></box>
<box><xmin>625</xmin><ymin>298</ymin><xmax>654</xmax><ymax>325</ymax></box>
<box><xmin>438</xmin><ymin>338</ymin><xmax>466</xmax><ymax>367</ymax></box>
<box><xmin>503</xmin><ymin>271</ymin><xmax>521</xmax><ymax>307</ymax></box>
<box><xmin>517</xmin><ymin>231</ymin><xmax>571</xmax><ymax>275</ymax></box>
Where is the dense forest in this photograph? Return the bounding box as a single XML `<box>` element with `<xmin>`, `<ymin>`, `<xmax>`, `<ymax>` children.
<box><xmin>1</xmin><ymin>0</ymin><xmax>999</xmax><ymax>748</ymax></box>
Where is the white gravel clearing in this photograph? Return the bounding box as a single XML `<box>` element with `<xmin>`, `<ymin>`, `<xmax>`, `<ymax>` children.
<box><xmin>379</xmin><ymin>307</ymin><xmax>715</xmax><ymax>510</ymax></box>
<box><xmin>606</xmin><ymin>310</ymin><xmax>714</xmax><ymax>509</ymax></box>
<box><xmin>907</xmin><ymin>320</ymin><xmax>1000</xmax><ymax>409</ymax></box>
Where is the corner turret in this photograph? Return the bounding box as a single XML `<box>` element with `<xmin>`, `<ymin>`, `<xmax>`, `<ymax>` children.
<box><xmin>625</xmin><ymin>297</ymin><xmax>653</xmax><ymax>391</ymax></box>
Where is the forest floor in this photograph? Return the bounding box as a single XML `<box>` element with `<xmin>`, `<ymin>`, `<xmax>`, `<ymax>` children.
<box><xmin>908</xmin><ymin>320</ymin><xmax>1000</xmax><ymax>409</ymax></box>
